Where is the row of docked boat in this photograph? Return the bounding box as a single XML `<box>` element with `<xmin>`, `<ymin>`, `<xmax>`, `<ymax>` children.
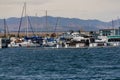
<box><xmin>6</xmin><ymin>31</ymin><xmax>120</xmax><ymax>48</ymax></box>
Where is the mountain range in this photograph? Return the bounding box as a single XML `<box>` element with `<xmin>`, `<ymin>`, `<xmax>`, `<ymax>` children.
<box><xmin>0</xmin><ymin>16</ymin><xmax>119</xmax><ymax>32</ymax></box>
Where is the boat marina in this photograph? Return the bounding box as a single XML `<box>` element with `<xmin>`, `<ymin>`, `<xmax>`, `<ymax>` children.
<box><xmin>0</xmin><ymin>3</ymin><xmax>120</xmax><ymax>49</ymax></box>
<box><xmin>1</xmin><ymin>29</ymin><xmax>120</xmax><ymax>49</ymax></box>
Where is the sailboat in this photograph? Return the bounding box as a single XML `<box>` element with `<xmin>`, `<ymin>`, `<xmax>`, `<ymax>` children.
<box><xmin>9</xmin><ymin>2</ymin><xmax>42</xmax><ymax>47</ymax></box>
<box><xmin>42</xmin><ymin>10</ymin><xmax>58</xmax><ymax>47</ymax></box>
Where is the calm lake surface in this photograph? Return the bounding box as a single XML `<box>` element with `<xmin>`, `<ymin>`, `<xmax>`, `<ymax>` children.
<box><xmin>0</xmin><ymin>47</ymin><xmax>120</xmax><ymax>80</ymax></box>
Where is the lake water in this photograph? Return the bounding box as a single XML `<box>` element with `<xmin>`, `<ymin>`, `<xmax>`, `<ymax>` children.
<box><xmin>0</xmin><ymin>47</ymin><xmax>120</xmax><ymax>80</ymax></box>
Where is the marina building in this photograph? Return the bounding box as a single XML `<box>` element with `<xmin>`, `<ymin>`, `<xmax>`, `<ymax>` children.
<box><xmin>99</xmin><ymin>27</ymin><xmax>120</xmax><ymax>46</ymax></box>
<box><xmin>99</xmin><ymin>28</ymin><xmax>120</xmax><ymax>36</ymax></box>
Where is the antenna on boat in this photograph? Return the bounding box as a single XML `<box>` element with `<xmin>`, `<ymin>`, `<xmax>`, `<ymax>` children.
<box><xmin>117</xmin><ymin>17</ymin><xmax>120</xmax><ymax>35</ymax></box>
<box><xmin>112</xmin><ymin>20</ymin><xmax>115</xmax><ymax>36</ymax></box>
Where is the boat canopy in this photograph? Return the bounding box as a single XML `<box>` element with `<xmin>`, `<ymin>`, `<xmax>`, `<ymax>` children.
<box><xmin>47</xmin><ymin>38</ymin><xmax>56</xmax><ymax>42</ymax></box>
<box><xmin>107</xmin><ymin>35</ymin><xmax>120</xmax><ymax>39</ymax></box>
<box><xmin>24</xmin><ymin>36</ymin><xmax>43</xmax><ymax>40</ymax></box>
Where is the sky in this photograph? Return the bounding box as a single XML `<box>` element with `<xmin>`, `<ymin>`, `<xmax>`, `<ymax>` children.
<box><xmin>0</xmin><ymin>0</ymin><xmax>120</xmax><ymax>21</ymax></box>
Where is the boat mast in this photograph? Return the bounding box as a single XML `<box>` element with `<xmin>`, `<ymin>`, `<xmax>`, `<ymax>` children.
<box><xmin>117</xmin><ymin>17</ymin><xmax>120</xmax><ymax>35</ymax></box>
<box><xmin>54</xmin><ymin>17</ymin><xmax>59</xmax><ymax>33</ymax></box>
<box><xmin>24</xmin><ymin>2</ymin><xmax>28</xmax><ymax>37</ymax></box>
<box><xmin>3</xmin><ymin>19</ymin><xmax>10</xmax><ymax>38</ymax></box>
<box><xmin>17</xmin><ymin>2</ymin><xmax>25</xmax><ymax>38</ymax></box>
<box><xmin>4</xmin><ymin>19</ymin><xmax>7</xmax><ymax>38</ymax></box>
<box><xmin>18</xmin><ymin>2</ymin><xmax>35</xmax><ymax>37</ymax></box>
<box><xmin>27</xmin><ymin>16</ymin><xmax>36</xmax><ymax>36</ymax></box>
<box><xmin>45</xmin><ymin>10</ymin><xmax>48</xmax><ymax>35</ymax></box>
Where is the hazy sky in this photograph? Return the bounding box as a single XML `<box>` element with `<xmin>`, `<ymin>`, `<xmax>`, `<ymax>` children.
<box><xmin>0</xmin><ymin>0</ymin><xmax>120</xmax><ymax>21</ymax></box>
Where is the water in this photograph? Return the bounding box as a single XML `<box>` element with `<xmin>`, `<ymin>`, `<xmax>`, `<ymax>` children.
<box><xmin>0</xmin><ymin>47</ymin><xmax>120</xmax><ymax>80</ymax></box>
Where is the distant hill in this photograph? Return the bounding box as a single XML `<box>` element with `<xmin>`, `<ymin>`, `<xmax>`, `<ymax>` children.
<box><xmin>0</xmin><ymin>16</ymin><xmax>119</xmax><ymax>32</ymax></box>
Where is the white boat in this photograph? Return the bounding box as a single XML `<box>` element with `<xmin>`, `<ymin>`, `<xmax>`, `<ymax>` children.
<box><xmin>19</xmin><ymin>40</ymin><xmax>40</xmax><ymax>47</ymax></box>
<box><xmin>42</xmin><ymin>37</ymin><xmax>57</xmax><ymax>47</ymax></box>
<box><xmin>8</xmin><ymin>37</ymin><xmax>41</xmax><ymax>47</ymax></box>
